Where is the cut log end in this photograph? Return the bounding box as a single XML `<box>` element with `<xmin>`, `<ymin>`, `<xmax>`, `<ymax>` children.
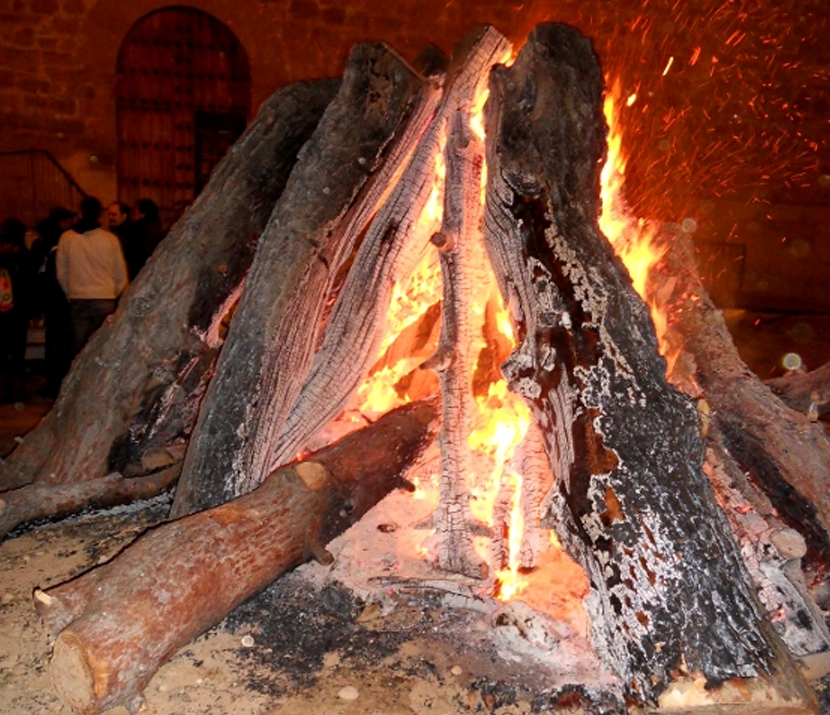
<box><xmin>656</xmin><ymin>671</ymin><xmax>817</xmax><ymax>715</ymax></box>
<box><xmin>51</xmin><ymin>632</ymin><xmax>97</xmax><ymax>715</ymax></box>
<box><xmin>33</xmin><ymin>588</ymin><xmax>53</xmax><ymax>608</ymax></box>
<box><xmin>295</xmin><ymin>461</ymin><xmax>329</xmax><ymax>491</ymax></box>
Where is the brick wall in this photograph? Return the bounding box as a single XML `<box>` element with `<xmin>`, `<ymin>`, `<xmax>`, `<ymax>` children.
<box><xmin>0</xmin><ymin>0</ymin><xmax>828</xmax><ymax>310</ymax></box>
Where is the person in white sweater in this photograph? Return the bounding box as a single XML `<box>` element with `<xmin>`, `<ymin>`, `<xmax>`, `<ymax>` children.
<box><xmin>57</xmin><ymin>197</ymin><xmax>129</xmax><ymax>359</ymax></box>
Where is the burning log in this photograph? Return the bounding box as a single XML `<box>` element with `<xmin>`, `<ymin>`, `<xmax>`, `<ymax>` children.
<box><xmin>172</xmin><ymin>43</ymin><xmax>438</xmax><ymax>516</ymax></box>
<box><xmin>428</xmin><ymin>58</ymin><xmax>512</xmax><ymax>578</ymax></box>
<box><xmin>262</xmin><ymin>27</ymin><xmax>511</xmax><ymax>484</ymax></box>
<box><xmin>600</xmin><ymin>68</ymin><xmax>830</xmax><ymax>673</ymax></box>
<box><xmin>483</xmin><ymin>23</ymin><xmax>815</xmax><ymax>710</ymax></box>
<box><xmin>655</xmin><ymin>234</ymin><xmax>830</xmax><ymax>574</ymax></box>
<box><xmin>35</xmin><ymin>401</ymin><xmax>437</xmax><ymax>715</ymax></box>
<box><xmin>0</xmin><ymin>79</ymin><xmax>338</xmax><ymax>495</ymax></box>
<box><xmin>626</xmin><ymin>228</ymin><xmax>830</xmax><ymax>666</ymax></box>
<box><xmin>766</xmin><ymin>361</ymin><xmax>830</xmax><ymax>421</ymax></box>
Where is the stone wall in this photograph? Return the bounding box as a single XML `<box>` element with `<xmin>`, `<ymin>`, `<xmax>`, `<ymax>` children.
<box><xmin>0</xmin><ymin>0</ymin><xmax>828</xmax><ymax>310</ymax></box>
<box><xmin>0</xmin><ymin>0</ymin><xmax>533</xmax><ymax>200</ymax></box>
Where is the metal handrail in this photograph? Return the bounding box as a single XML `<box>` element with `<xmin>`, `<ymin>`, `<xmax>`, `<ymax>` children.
<box><xmin>0</xmin><ymin>149</ymin><xmax>87</xmax><ymax>227</ymax></box>
<box><xmin>0</xmin><ymin>149</ymin><xmax>88</xmax><ymax>196</ymax></box>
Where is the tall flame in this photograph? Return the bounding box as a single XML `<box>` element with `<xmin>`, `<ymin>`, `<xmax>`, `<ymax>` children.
<box><xmin>601</xmin><ymin>81</ymin><xmax>676</xmax><ymax>373</ymax></box>
<box><xmin>354</xmin><ymin>53</ymin><xmax>543</xmax><ymax>602</ymax></box>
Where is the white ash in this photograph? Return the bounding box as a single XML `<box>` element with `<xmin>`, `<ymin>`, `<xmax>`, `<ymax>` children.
<box><xmin>294</xmin><ymin>482</ymin><xmax>622</xmax><ymax>695</ymax></box>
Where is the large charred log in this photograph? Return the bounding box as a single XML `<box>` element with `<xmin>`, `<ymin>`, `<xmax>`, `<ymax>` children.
<box><xmin>656</xmin><ymin>234</ymin><xmax>830</xmax><ymax>574</ymax></box>
<box><xmin>0</xmin><ymin>80</ymin><xmax>338</xmax><ymax>494</ymax></box>
<box><xmin>172</xmin><ymin>44</ymin><xmax>435</xmax><ymax>517</ymax></box>
<box><xmin>35</xmin><ymin>401</ymin><xmax>437</xmax><ymax>715</ymax></box>
<box><xmin>261</xmin><ymin>27</ymin><xmax>511</xmax><ymax>485</ymax></box>
<box><xmin>482</xmin><ymin>23</ymin><xmax>814</xmax><ymax>709</ymax></box>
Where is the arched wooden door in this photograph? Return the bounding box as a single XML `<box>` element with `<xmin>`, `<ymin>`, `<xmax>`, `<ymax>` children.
<box><xmin>116</xmin><ymin>7</ymin><xmax>251</xmax><ymax>226</ymax></box>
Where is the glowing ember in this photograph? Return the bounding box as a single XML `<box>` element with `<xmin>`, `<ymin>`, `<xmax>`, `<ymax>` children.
<box><xmin>418</xmin><ymin>134</ymin><xmax>447</xmax><ymax>232</ymax></box>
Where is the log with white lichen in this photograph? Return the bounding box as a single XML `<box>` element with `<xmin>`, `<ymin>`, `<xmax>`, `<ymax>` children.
<box><xmin>171</xmin><ymin>42</ymin><xmax>438</xmax><ymax>516</ymax></box>
<box><xmin>482</xmin><ymin>22</ymin><xmax>816</xmax><ymax>711</ymax></box>
<box><xmin>0</xmin><ymin>79</ymin><xmax>338</xmax><ymax>498</ymax></box>
<box><xmin>36</xmin><ymin>401</ymin><xmax>436</xmax><ymax>715</ymax></box>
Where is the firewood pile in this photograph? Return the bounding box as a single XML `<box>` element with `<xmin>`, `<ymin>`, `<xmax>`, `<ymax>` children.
<box><xmin>1</xmin><ymin>21</ymin><xmax>829</xmax><ymax>715</ymax></box>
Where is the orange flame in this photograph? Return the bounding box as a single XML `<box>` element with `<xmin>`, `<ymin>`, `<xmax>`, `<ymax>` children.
<box><xmin>355</xmin><ymin>61</ymin><xmax>538</xmax><ymax>602</ymax></box>
<box><xmin>601</xmin><ymin>81</ymin><xmax>677</xmax><ymax>374</ymax></box>
<box><xmin>467</xmin><ymin>296</ymin><xmax>532</xmax><ymax>601</ymax></box>
<box><xmin>356</xmin><ymin>252</ymin><xmax>442</xmax><ymax>416</ymax></box>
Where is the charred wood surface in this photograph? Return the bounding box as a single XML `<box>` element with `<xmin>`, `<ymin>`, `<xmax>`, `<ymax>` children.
<box><xmin>483</xmin><ymin>23</ymin><xmax>814</xmax><ymax>709</ymax></box>
<box><xmin>265</xmin><ymin>27</ymin><xmax>511</xmax><ymax>478</ymax></box>
<box><xmin>430</xmin><ymin>107</ymin><xmax>493</xmax><ymax>579</ymax></box>
<box><xmin>36</xmin><ymin>401</ymin><xmax>437</xmax><ymax>715</ymax></box>
<box><xmin>658</xmin><ymin>235</ymin><xmax>830</xmax><ymax>572</ymax></box>
<box><xmin>172</xmin><ymin>44</ymin><xmax>433</xmax><ymax>517</ymax></box>
<box><xmin>0</xmin><ymin>80</ymin><xmax>337</xmax><ymax>494</ymax></box>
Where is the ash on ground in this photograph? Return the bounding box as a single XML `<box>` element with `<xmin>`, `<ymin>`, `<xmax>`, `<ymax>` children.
<box><xmin>221</xmin><ymin>487</ymin><xmax>624</xmax><ymax>714</ymax></box>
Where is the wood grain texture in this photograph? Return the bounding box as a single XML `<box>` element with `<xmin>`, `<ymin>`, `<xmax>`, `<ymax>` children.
<box><xmin>265</xmin><ymin>27</ymin><xmax>512</xmax><ymax>481</ymax></box>
<box><xmin>38</xmin><ymin>401</ymin><xmax>436</xmax><ymax>715</ymax></box>
<box><xmin>482</xmin><ymin>23</ymin><xmax>814</xmax><ymax>709</ymax></box>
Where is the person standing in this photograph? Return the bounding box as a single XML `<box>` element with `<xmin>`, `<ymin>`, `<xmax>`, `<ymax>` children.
<box><xmin>105</xmin><ymin>201</ymin><xmax>130</xmax><ymax>233</ymax></box>
<box><xmin>129</xmin><ymin>198</ymin><xmax>165</xmax><ymax>278</ymax></box>
<box><xmin>106</xmin><ymin>201</ymin><xmax>140</xmax><ymax>281</ymax></box>
<box><xmin>0</xmin><ymin>217</ymin><xmax>32</xmax><ymax>402</ymax></box>
<box><xmin>33</xmin><ymin>207</ymin><xmax>77</xmax><ymax>396</ymax></box>
<box><xmin>57</xmin><ymin>197</ymin><xmax>129</xmax><ymax>360</ymax></box>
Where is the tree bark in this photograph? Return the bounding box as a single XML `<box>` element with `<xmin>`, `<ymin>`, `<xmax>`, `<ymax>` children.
<box><xmin>0</xmin><ymin>464</ymin><xmax>180</xmax><ymax>540</ymax></box>
<box><xmin>172</xmin><ymin>43</ymin><xmax>436</xmax><ymax>516</ymax></box>
<box><xmin>0</xmin><ymin>79</ymin><xmax>338</xmax><ymax>494</ymax></box>
<box><xmin>36</xmin><ymin>400</ymin><xmax>437</xmax><ymax>715</ymax></box>
<box><xmin>657</xmin><ymin>234</ymin><xmax>830</xmax><ymax>572</ymax></box>
<box><xmin>482</xmin><ymin>23</ymin><xmax>815</xmax><ymax>710</ymax></box>
<box><xmin>766</xmin><ymin>360</ymin><xmax>830</xmax><ymax>420</ymax></box>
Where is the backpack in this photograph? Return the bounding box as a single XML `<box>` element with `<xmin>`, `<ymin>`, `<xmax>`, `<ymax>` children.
<box><xmin>0</xmin><ymin>267</ymin><xmax>12</xmax><ymax>312</ymax></box>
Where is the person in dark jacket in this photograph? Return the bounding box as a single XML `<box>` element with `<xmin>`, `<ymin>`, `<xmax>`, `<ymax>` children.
<box><xmin>126</xmin><ymin>198</ymin><xmax>165</xmax><ymax>279</ymax></box>
<box><xmin>0</xmin><ymin>217</ymin><xmax>32</xmax><ymax>402</ymax></box>
<box><xmin>33</xmin><ymin>207</ymin><xmax>77</xmax><ymax>397</ymax></box>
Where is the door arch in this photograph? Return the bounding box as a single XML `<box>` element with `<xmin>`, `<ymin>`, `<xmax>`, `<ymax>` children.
<box><xmin>116</xmin><ymin>7</ymin><xmax>251</xmax><ymax>226</ymax></box>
